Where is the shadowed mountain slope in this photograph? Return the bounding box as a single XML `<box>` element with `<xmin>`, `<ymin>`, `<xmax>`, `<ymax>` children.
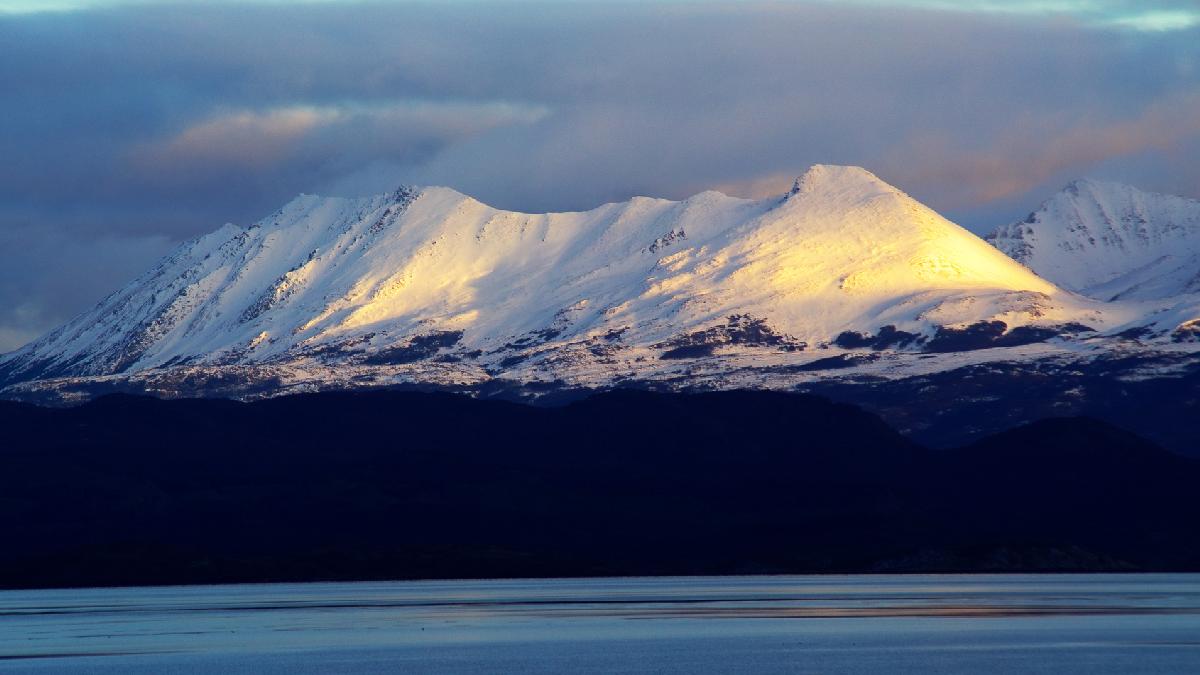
<box><xmin>2</xmin><ymin>389</ymin><xmax>1197</xmax><ymax>588</ymax></box>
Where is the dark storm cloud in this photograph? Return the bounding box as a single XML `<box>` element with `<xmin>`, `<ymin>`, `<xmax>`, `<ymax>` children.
<box><xmin>0</xmin><ymin>223</ymin><xmax>174</xmax><ymax>350</ymax></box>
<box><xmin>1</xmin><ymin>1</ymin><xmax>1198</xmax><ymax>350</ymax></box>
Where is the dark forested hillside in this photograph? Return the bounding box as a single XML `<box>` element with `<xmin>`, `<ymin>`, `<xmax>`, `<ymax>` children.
<box><xmin>1</xmin><ymin>389</ymin><xmax>1197</xmax><ymax>589</ymax></box>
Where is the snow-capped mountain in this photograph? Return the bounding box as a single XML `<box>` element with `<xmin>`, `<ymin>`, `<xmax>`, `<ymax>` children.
<box><xmin>1</xmin><ymin>165</ymin><xmax>1196</xmax><ymax>403</ymax></box>
<box><xmin>986</xmin><ymin>179</ymin><xmax>1200</xmax><ymax>301</ymax></box>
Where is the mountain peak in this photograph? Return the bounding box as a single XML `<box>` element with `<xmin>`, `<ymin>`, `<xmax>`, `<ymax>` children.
<box><xmin>1054</xmin><ymin>178</ymin><xmax>1199</xmax><ymax>207</ymax></box>
<box><xmin>392</xmin><ymin>184</ymin><xmax>421</xmax><ymax>204</ymax></box>
<box><xmin>987</xmin><ymin>180</ymin><xmax>1200</xmax><ymax>300</ymax></box>
<box><xmin>1063</xmin><ymin>177</ymin><xmax>1109</xmax><ymax>193</ymax></box>
<box><xmin>789</xmin><ymin>164</ymin><xmax>898</xmax><ymax>198</ymax></box>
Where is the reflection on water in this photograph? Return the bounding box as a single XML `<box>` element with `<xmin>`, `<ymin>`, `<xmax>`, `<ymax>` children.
<box><xmin>1</xmin><ymin>574</ymin><xmax>1198</xmax><ymax>673</ymax></box>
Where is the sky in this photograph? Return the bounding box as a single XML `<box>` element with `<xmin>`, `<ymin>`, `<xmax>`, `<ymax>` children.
<box><xmin>1</xmin><ymin>0</ymin><xmax>1198</xmax><ymax>351</ymax></box>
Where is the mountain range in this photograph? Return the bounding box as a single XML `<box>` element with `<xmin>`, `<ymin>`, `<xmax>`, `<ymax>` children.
<box><xmin>1</xmin><ymin>165</ymin><xmax>1198</xmax><ymax>448</ymax></box>
<box><xmin>4</xmin><ymin>166</ymin><xmax>1200</xmax><ymax>586</ymax></box>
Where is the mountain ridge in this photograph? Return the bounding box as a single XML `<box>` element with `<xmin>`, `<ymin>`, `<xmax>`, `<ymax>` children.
<box><xmin>2</xmin><ymin>165</ymin><xmax>1198</xmax><ymax>404</ymax></box>
<box><xmin>986</xmin><ymin>178</ymin><xmax>1200</xmax><ymax>301</ymax></box>
<box><xmin>1</xmin><ymin>164</ymin><xmax>1105</xmax><ymax>393</ymax></box>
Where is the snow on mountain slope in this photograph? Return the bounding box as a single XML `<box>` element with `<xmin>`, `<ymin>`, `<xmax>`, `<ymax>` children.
<box><xmin>0</xmin><ymin>165</ymin><xmax>1122</xmax><ymax>397</ymax></box>
<box><xmin>986</xmin><ymin>179</ymin><xmax>1200</xmax><ymax>301</ymax></box>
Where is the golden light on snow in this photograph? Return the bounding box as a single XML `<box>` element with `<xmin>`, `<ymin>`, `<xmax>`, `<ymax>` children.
<box><xmin>11</xmin><ymin>164</ymin><xmax>1120</xmax><ymax>385</ymax></box>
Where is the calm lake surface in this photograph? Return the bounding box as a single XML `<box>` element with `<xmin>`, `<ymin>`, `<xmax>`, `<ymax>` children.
<box><xmin>1</xmin><ymin>574</ymin><xmax>1198</xmax><ymax>673</ymax></box>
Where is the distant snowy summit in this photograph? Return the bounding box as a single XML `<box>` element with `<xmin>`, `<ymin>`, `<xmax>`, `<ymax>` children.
<box><xmin>987</xmin><ymin>179</ymin><xmax>1200</xmax><ymax>301</ymax></box>
<box><xmin>2</xmin><ymin>165</ymin><xmax>1198</xmax><ymax>403</ymax></box>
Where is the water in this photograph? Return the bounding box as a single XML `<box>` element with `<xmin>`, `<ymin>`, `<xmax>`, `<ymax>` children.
<box><xmin>1</xmin><ymin>574</ymin><xmax>1198</xmax><ymax>673</ymax></box>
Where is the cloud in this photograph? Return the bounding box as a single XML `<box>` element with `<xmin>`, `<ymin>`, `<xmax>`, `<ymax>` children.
<box><xmin>876</xmin><ymin>91</ymin><xmax>1200</xmax><ymax>210</ymax></box>
<box><xmin>8</xmin><ymin>0</ymin><xmax>1199</xmax><ymax>31</ymax></box>
<box><xmin>126</xmin><ymin>100</ymin><xmax>549</xmax><ymax>194</ymax></box>
<box><xmin>132</xmin><ymin>106</ymin><xmax>337</xmax><ymax>171</ymax></box>
<box><xmin>705</xmin><ymin>173</ymin><xmax>801</xmax><ymax>201</ymax></box>
<box><xmin>835</xmin><ymin>0</ymin><xmax>1200</xmax><ymax>32</ymax></box>
<box><xmin>0</xmin><ymin>224</ymin><xmax>174</xmax><ymax>352</ymax></box>
<box><xmin>1103</xmin><ymin>9</ymin><xmax>1200</xmax><ymax>32</ymax></box>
